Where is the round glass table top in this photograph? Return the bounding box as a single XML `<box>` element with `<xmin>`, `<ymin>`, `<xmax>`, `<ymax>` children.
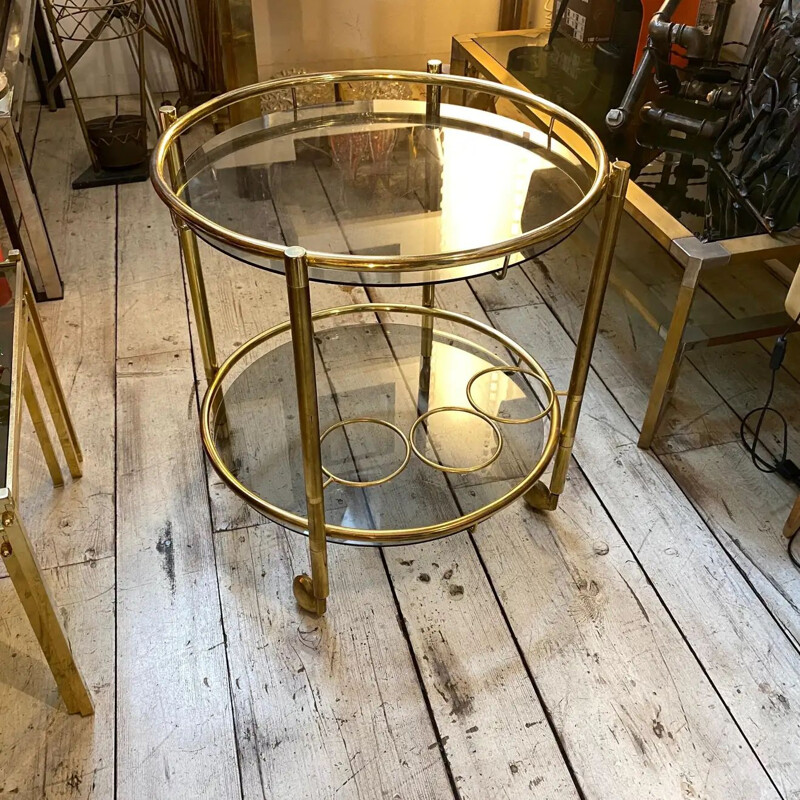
<box><xmin>178</xmin><ymin>99</ymin><xmax>593</xmax><ymax>285</ymax></box>
<box><xmin>206</xmin><ymin>313</ymin><xmax>556</xmax><ymax>545</ymax></box>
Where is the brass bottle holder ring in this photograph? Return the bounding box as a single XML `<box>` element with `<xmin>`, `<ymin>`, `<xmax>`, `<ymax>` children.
<box><xmin>320</xmin><ymin>417</ymin><xmax>412</xmax><ymax>488</ymax></box>
<box><xmin>466</xmin><ymin>365</ymin><xmax>556</xmax><ymax>425</ymax></box>
<box><xmin>409</xmin><ymin>406</ymin><xmax>504</xmax><ymax>474</ymax></box>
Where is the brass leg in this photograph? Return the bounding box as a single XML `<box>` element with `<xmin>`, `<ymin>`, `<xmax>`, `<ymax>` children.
<box><xmin>426</xmin><ymin>59</ymin><xmax>442</xmax><ymax>125</ymax></box>
<box><xmin>638</xmin><ymin>271</ymin><xmax>698</xmax><ymax>449</ymax></box>
<box><xmin>22</xmin><ymin>365</ymin><xmax>63</xmax><ymax>487</ymax></box>
<box><xmin>448</xmin><ymin>39</ymin><xmax>469</xmax><ymax>105</ymax></box>
<box><xmin>418</xmin><ymin>284</ymin><xmax>435</xmax><ymax>414</ymax></box>
<box><xmin>784</xmin><ymin>494</ymin><xmax>800</xmax><ymax>539</ymax></box>
<box><xmin>526</xmin><ymin>161</ymin><xmax>631</xmax><ymax>510</ymax></box>
<box><xmin>159</xmin><ymin>105</ymin><xmax>219</xmax><ymax>385</ymax></box>
<box><xmin>23</xmin><ymin>284</ymin><xmax>82</xmax><ymax>478</ymax></box>
<box><xmin>0</xmin><ymin>501</ymin><xmax>93</xmax><ymax>715</ymax></box>
<box><xmin>285</xmin><ymin>247</ymin><xmax>328</xmax><ymax>615</ymax></box>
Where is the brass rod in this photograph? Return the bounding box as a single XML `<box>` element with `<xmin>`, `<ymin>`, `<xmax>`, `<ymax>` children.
<box><xmin>426</xmin><ymin>59</ymin><xmax>443</xmax><ymax>124</ymax></box>
<box><xmin>23</xmin><ymin>274</ymin><xmax>83</xmax><ymax>477</ymax></box>
<box><xmin>548</xmin><ymin>161</ymin><xmax>630</xmax><ymax>497</ymax></box>
<box><xmin>284</xmin><ymin>247</ymin><xmax>328</xmax><ymax>614</ymax></box>
<box><xmin>419</xmin><ymin>283</ymin><xmax>436</xmax><ymax>413</ymax></box>
<box><xmin>22</xmin><ymin>365</ymin><xmax>63</xmax><ymax>487</ymax></box>
<box><xmin>159</xmin><ymin>104</ymin><xmax>219</xmax><ymax>383</ymax></box>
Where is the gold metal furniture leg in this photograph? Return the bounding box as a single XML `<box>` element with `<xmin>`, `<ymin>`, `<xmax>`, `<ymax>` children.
<box><xmin>638</xmin><ymin>268</ymin><xmax>699</xmax><ymax>449</ymax></box>
<box><xmin>418</xmin><ymin>283</ymin><xmax>435</xmax><ymax>413</ymax></box>
<box><xmin>0</xmin><ymin>500</ymin><xmax>93</xmax><ymax>715</ymax></box>
<box><xmin>23</xmin><ymin>278</ymin><xmax>82</xmax><ymax>478</ymax></box>
<box><xmin>159</xmin><ymin>105</ymin><xmax>219</xmax><ymax>385</ymax></box>
<box><xmin>785</xmin><ymin>494</ymin><xmax>800</xmax><ymax>539</ymax></box>
<box><xmin>526</xmin><ymin>161</ymin><xmax>631</xmax><ymax>511</ymax></box>
<box><xmin>284</xmin><ymin>247</ymin><xmax>328</xmax><ymax>615</ymax></box>
<box><xmin>22</xmin><ymin>365</ymin><xmax>63</xmax><ymax>487</ymax></box>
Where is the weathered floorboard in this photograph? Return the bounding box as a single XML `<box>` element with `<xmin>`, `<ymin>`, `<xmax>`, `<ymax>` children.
<box><xmin>215</xmin><ymin>522</ymin><xmax>456</xmax><ymax>799</ymax></box>
<box><xmin>115</xmin><ymin>172</ymin><xmax>240</xmax><ymax>798</ymax></box>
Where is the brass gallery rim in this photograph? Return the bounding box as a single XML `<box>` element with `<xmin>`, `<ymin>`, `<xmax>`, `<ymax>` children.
<box><xmin>152</xmin><ymin>69</ymin><xmax>609</xmax><ymax>274</ymax></box>
<box><xmin>409</xmin><ymin>406</ymin><xmax>504</xmax><ymax>474</ymax></box>
<box><xmin>466</xmin><ymin>365</ymin><xmax>556</xmax><ymax>424</ymax></box>
<box><xmin>201</xmin><ymin>303</ymin><xmax>562</xmax><ymax>545</ymax></box>
<box><xmin>320</xmin><ymin>417</ymin><xmax>412</xmax><ymax>488</ymax></box>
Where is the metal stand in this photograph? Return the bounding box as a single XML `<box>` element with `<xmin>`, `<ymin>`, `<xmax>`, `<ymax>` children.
<box><xmin>42</xmin><ymin>0</ymin><xmax>149</xmax><ymax>188</ymax></box>
<box><xmin>0</xmin><ymin>250</ymin><xmax>91</xmax><ymax>715</ymax></box>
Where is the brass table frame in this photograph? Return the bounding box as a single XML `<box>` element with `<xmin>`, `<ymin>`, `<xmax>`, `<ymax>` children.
<box><xmin>0</xmin><ymin>250</ymin><xmax>92</xmax><ymax>715</ymax></box>
<box><xmin>153</xmin><ymin>69</ymin><xmax>629</xmax><ymax>615</ymax></box>
<box><xmin>452</xmin><ymin>28</ymin><xmax>800</xmax><ymax>448</ymax></box>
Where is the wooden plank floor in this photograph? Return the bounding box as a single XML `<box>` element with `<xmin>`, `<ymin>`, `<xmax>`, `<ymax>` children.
<box><xmin>1</xmin><ymin>97</ymin><xmax>799</xmax><ymax>799</ymax></box>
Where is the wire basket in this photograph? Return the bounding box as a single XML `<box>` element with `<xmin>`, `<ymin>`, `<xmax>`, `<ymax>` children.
<box><xmin>48</xmin><ymin>0</ymin><xmax>145</xmax><ymax>41</ymax></box>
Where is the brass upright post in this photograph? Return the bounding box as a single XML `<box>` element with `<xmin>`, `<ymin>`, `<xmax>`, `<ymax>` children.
<box><xmin>418</xmin><ymin>283</ymin><xmax>436</xmax><ymax>414</ymax></box>
<box><xmin>159</xmin><ymin>105</ymin><xmax>219</xmax><ymax>384</ymax></box>
<box><xmin>526</xmin><ymin>161</ymin><xmax>630</xmax><ymax>510</ymax></box>
<box><xmin>284</xmin><ymin>247</ymin><xmax>329</xmax><ymax>615</ymax></box>
<box><xmin>426</xmin><ymin>59</ymin><xmax>443</xmax><ymax>124</ymax></box>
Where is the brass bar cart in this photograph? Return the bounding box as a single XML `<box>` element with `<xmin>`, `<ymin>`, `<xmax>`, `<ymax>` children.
<box><xmin>151</xmin><ymin>68</ymin><xmax>629</xmax><ymax>615</ymax></box>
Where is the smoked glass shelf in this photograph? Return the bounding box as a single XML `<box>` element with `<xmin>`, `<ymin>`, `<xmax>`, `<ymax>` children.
<box><xmin>151</xmin><ymin>68</ymin><xmax>628</xmax><ymax>613</ymax></box>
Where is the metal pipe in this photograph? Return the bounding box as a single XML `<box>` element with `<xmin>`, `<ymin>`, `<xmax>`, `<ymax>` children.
<box><xmin>640</xmin><ymin>103</ymin><xmax>724</xmax><ymax>138</ymax></box>
<box><xmin>426</xmin><ymin>59</ymin><xmax>442</xmax><ymax>125</ymax></box>
<box><xmin>708</xmin><ymin>0</ymin><xmax>734</xmax><ymax>60</ymax></box>
<box><xmin>285</xmin><ymin>246</ymin><xmax>329</xmax><ymax>615</ymax></box>
<box><xmin>159</xmin><ymin>104</ymin><xmax>219</xmax><ymax>384</ymax></box>
<box><xmin>419</xmin><ymin>283</ymin><xmax>436</xmax><ymax>413</ymax></box>
<box><xmin>607</xmin><ymin>0</ymin><xmax>706</xmax><ymax>131</ymax></box>
<box><xmin>745</xmin><ymin>0</ymin><xmax>779</xmax><ymax>65</ymax></box>
<box><xmin>547</xmin><ymin>161</ymin><xmax>630</xmax><ymax>497</ymax></box>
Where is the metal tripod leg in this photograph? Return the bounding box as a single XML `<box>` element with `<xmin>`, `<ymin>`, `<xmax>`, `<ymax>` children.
<box><xmin>285</xmin><ymin>247</ymin><xmax>328</xmax><ymax>615</ymax></box>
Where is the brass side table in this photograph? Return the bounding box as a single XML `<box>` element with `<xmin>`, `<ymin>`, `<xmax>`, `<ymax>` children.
<box><xmin>452</xmin><ymin>29</ymin><xmax>800</xmax><ymax>448</ymax></box>
<box><xmin>0</xmin><ymin>250</ymin><xmax>92</xmax><ymax>715</ymax></box>
<box><xmin>152</xmin><ymin>69</ymin><xmax>628</xmax><ymax>614</ymax></box>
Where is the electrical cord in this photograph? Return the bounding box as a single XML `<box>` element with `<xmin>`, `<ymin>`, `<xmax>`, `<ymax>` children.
<box><xmin>740</xmin><ymin>310</ymin><xmax>800</xmax><ymax>570</ymax></box>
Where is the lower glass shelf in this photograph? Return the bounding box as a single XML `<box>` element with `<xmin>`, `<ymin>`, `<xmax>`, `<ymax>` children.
<box><xmin>202</xmin><ymin>305</ymin><xmax>560</xmax><ymax>545</ymax></box>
